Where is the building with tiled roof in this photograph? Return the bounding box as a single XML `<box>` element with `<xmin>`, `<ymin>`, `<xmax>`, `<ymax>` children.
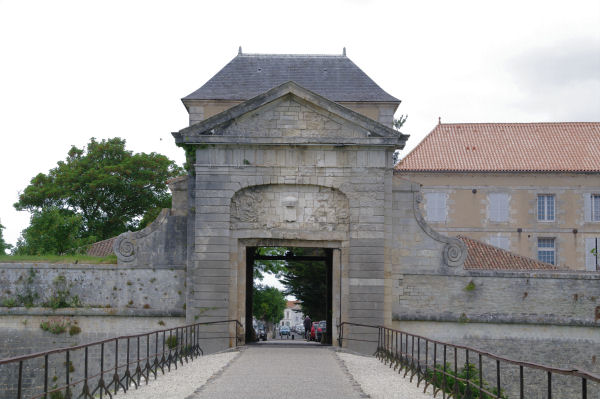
<box><xmin>279</xmin><ymin>300</ymin><xmax>303</xmax><ymax>329</ymax></box>
<box><xmin>397</xmin><ymin>122</ymin><xmax>600</xmax><ymax>173</ymax></box>
<box><xmin>396</xmin><ymin>121</ymin><xmax>600</xmax><ymax>271</ymax></box>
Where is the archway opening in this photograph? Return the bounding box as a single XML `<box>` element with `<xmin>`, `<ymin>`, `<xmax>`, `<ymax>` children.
<box><xmin>245</xmin><ymin>246</ymin><xmax>333</xmax><ymax>345</ymax></box>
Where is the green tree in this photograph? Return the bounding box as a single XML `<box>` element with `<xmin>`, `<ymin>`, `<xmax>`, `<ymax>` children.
<box><xmin>252</xmin><ymin>284</ymin><xmax>286</xmax><ymax>325</ymax></box>
<box><xmin>279</xmin><ymin>248</ymin><xmax>328</xmax><ymax>321</ymax></box>
<box><xmin>253</xmin><ymin>247</ymin><xmax>288</xmax><ymax>280</ymax></box>
<box><xmin>0</xmin><ymin>220</ymin><xmax>12</xmax><ymax>255</ymax></box>
<box><xmin>393</xmin><ymin>115</ymin><xmax>408</xmax><ymax>130</ymax></box>
<box><xmin>13</xmin><ymin>207</ymin><xmax>91</xmax><ymax>255</ymax></box>
<box><xmin>14</xmin><ymin>137</ymin><xmax>184</xmax><ymax>244</ymax></box>
<box><xmin>392</xmin><ymin>115</ymin><xmax>408</xmax><ymax>165</ymax></box>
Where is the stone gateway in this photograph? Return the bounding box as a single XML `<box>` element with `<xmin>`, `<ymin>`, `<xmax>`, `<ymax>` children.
<box><xmin>1</xmin><ymin>51</ymin><xmax>598</xmax><ymax>398</ymax></box>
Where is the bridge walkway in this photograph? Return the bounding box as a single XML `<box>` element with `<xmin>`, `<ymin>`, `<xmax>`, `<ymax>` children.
<box><xmin>120</xmin><ymin>339</ymin><xmax>435</xmax><ymax>398</ymax></box>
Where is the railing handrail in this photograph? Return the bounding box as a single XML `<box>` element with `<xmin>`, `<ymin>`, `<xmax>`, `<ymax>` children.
<box><xmin>338</xmin><ymin>321</ymin><xmax>600</xmax><ymax>383</ymax></box>
<box><xmin>0</xmin><ymin>319</ymin><xmax>243</xmax><ymax>365</ymax></box>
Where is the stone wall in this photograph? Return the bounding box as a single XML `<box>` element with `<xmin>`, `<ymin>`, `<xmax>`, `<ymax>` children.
<box><xmin>394</xmin><ymin>270</ymin><xmax>600</xmax><ymax>327</ymax></box>
<box><xmin>0</xmin><ymin>263</ymin><xmax>185</xmax><ymax>313</ymax></box>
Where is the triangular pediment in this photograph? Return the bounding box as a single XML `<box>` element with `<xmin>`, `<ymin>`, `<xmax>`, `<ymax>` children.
<box><xmin>173</xmin><ymin>82</ymin><xmax>408</xmax><ymax>148</ymax></box>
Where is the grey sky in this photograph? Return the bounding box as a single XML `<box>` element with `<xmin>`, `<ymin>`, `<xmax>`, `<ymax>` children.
<box><xmin>0</xmin><ymin>0</ymin><xmax>599</xmax><ymax>247</ymax></box>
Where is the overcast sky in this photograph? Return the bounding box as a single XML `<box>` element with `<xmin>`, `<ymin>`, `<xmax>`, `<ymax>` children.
<box><xmin>1</xmin><ymin>0</ymin><xmax>599</xmax><ymax>249</ymax></box>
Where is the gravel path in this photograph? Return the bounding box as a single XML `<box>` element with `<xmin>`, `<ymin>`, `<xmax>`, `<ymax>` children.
<box><xmin>336</xmin><ymin>351</ymin><xmax>435</xmax><ymax>399</ymax></box>
<box><xmin>116</xmin><ymin>350</ymin><xmax>239</xmax><ymax>399</ymax></box>
<box><xmin>116</xmin><ymin>344</ymin><xmax>436</xmax><ymax>398</ymax></box>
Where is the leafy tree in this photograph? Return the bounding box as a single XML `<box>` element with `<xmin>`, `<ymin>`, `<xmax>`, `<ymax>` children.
<box><xmin>392</xmin><ymin>115</ymin><xmax>407</xmax><ymax>165</ymax></box>
<box><xmin>14</xmin><ymin>137</ymin><xmax>184</xmax><ymax>244</ymax></box>
<box><xmin>249</xmin><ymin>246</ymin><xmax>328</xmax><ymax>321</ymax></box>
<box><xmin>252</xmin><ymin>284</ymin><xmax>286</xmax><ymax>325</ymax></box>
<box><xmin>253</xmin><ymin>247</ymin><xmax>288</xmax><ymax>280</ymax></box>
<box><xmin>13</xmin><ymin>207</ymin><xmax>92</xmax><ymax>255</ymax></box>
<box><xmin>279</xmin><ymin>247</ymin><xmax>328</xmax><ymax>321</ymax></box>
<box><xmin>0</xmin><ymin>220</ymin><xmax>12</xmax><ymax>255</ymax></box>
<box><xmin>393</xmin><ymin>115</ymin><xmax>408</xmax><ymax>130</ymax></box>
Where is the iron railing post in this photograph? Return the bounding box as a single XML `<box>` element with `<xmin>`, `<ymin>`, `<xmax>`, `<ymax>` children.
<box><xmin>66</xmin><ymin>349</ymin><xmax>70</xmax><ymax>399</ymax></box>
<box><xmin>520</xmin><ymin>364</ymin><xmax>524</xmax><ymax>399</ymax></box>
<box><xmin>496</xmin><ymin>359</ymin><xmax>501</xmax><ymax>399</ymax></box>
<box><xmin>44</xmin><ymin>354</ymin><xmax>48</xmax><ymax>399</ymax></box>
<box><xmin>17</xmin><ymin>360</ymin><xmax>23</xmax><ymax>399</ymax></box>
<box><xmin>479</xmin><ymin>353</ymin><xmax>483</xmax><ymax>398</ymax></box>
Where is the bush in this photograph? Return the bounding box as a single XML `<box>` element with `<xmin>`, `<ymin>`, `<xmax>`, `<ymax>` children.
<box><xmin>1</xmin><ymin>298</ymin><xmax>18</xmax><ymax>307</ymax></box>
<box><xmin>427</xmin><ymin>362</ymin><xmax>508</xmax><ymax>399</ymax></box>
<box><xmin>166</xmin><ymin>335</ymin><xmax>178</xmax><ymax>350</ymax></box>
<box><xmin>40</xmin><ymin>318</ymin><xmax>68</xmax><ymax>335</ymax></box>
<box><xmin>40</xmin><ymin>317</ymin><xmax>81</xmax><ymax>336</ymax></box>
<box><xmin>43</xmin><ymin>275</ymin><xmax>81</xmax><ymax>309</ymax></box>
<box><xmin>69</xmin><ymin>325</ymin><xmax>81</xmax><ymax>336</ymax></box>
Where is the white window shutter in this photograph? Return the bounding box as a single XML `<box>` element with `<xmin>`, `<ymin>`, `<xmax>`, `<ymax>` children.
<box><xmin>425</xmin><ymin>192</ymin><xmax>446</xmax><ymax>222</ymax></box>
<box><xmin>489</xmin><ymin>193</ymin><xmax>509</xmax><ymax>222</ymax></box>
<box><xmin>585</xmin><ymin>238</ymin><xmax>598</xmax><ymax>271</ymax></box>
<box><xmin>584</xmin><ymin>194</ymin><xmax>591</xmax><ymax>222</ymax></box>
<box><xmin>489</xmin><ymin>236</ymin><xmax>509</xmax><ymax>250</ymax></box>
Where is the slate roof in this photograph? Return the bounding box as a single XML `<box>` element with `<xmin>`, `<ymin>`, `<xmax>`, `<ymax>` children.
<box><xmin>183</xmin><ymin>53</ymin><xmax>400</xmax><ymax>103</ymax></box>
<box><xmin>458</xmin><ymin>235</ymin><xmax>561</xmax><ymax>271</ymax></box>
<box><xmin>396</xmin><ymin>122</ymin><xmax>600</xmax><ymax>172</ymax></box>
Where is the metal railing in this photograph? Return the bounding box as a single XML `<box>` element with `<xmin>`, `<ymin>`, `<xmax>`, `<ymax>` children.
<box><xmin>0</xmin><ymin>319</ymin><xmax>243</xmax><ymax>399</ymax></box>
<box><xmin>338</xmin><ymin>322</ymin><xmax>600</xmax><ymax>399</ymax></box>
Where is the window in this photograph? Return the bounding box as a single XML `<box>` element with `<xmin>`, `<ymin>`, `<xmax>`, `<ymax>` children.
<box><xmin>488</xmin><ymin>193</ymin><xmax>509</xmax><ymax>222</ymax></box>
<box><xmin>537</xmin><ymin>238</ymin><xmax>555</xmax><ymax>265</ymax></box>
<box><xmin>585</xmin><ymin>237</ymin><xmax>599</xmax><ymax>271</ymax></box>
<box><xmin>592</xmin><ymin>195</ymin><xmax>600</xmax><ymax>222</ymax></box>
<box><xmin>537</xmin><ymin>194</ymin><xmax>555</xmax><ymax>221</ymax></box>
<box><xmin>425</xmin><ymin>192</ymin><xmax>446</xmax><ymax>222</ymax></box>
<box><xmin>489</xmin><ymin>236</ymin><xmax>509</xmax><ymax>251</ymax></box>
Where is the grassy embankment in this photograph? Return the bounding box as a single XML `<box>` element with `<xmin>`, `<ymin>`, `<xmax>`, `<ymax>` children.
<box><xmin>0</xmin><ymin>254</ymin><xmax>117</xmax><ymax>264</ymax></box>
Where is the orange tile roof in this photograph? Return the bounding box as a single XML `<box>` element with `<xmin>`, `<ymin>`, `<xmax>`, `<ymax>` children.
<box><xmin>396</xmin><ymin>122</ymin><xmax>600</xmax><ymax>172</ymax></box>
<box><xmin>286</xmin><ymin>300</ymin><xmax>301</xmax><ymax>308</ymax></box>
<box><xmin>458</xmin><ymin>235</ymin><xmax>561</xmax><ymax>271</ymax></box>
<box><xmin>86</xmin><ymin>237</ymin><xmax>116</xmax><ymax>257</ymax></box>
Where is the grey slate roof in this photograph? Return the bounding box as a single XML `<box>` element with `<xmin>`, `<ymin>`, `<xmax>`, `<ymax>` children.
<box><xmin>183</xmin><ymin>53</ymin><xmax>400</xmax><ymax>103</ymax></box>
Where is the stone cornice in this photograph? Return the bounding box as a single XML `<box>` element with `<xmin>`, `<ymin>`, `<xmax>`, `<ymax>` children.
<box><xmin>173</xmin><ymin>81</ymin><xmax>408</xmax><ymax>147</ymax></box>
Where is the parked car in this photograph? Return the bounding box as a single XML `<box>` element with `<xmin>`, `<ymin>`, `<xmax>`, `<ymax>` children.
<box><xmin>295</xmin><ymin>324</ymin><xmax>305</xmax><ymax>335</ymax></box>
<box><xmin>310</xmin><ymin>322</ymin><xmax>318</xmax><ymax>341</ymax></box>
<box><xmin>316</xmin><ymin>320</ymin><xmax>327</xmax><ymax>342</ymax></box>
<box><xmin>280</xmin><ymin>325</ymin><xmax>290</xmax><ymax>337</ymax></box>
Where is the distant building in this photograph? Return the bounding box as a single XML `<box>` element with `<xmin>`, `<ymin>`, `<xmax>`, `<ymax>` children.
<box><xmin>280</xmin><ymin>300</ymin><xmax>303</xmax><ymax>327</ymax></box>
<box><xmin>396</xmin><ymin>122</ymin><xmax>600</xmax><ymax>270</ymax></box>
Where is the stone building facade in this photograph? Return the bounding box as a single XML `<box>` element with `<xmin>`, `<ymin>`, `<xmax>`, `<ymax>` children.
<box><xmin>396</xmin><ymin>122</ymin><xmax>600</xmax><ymax>271</ymax></box>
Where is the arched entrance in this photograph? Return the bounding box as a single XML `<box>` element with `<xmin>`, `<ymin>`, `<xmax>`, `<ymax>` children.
<box><xmin>244</xmin><ymin>246</ymin><xmax>334</xmax><ymax>344</ymax></box>
<box><xmin>228</xmin><ymin>183</ymin><xmax>349</xmax><ymax>345</ymax></box>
